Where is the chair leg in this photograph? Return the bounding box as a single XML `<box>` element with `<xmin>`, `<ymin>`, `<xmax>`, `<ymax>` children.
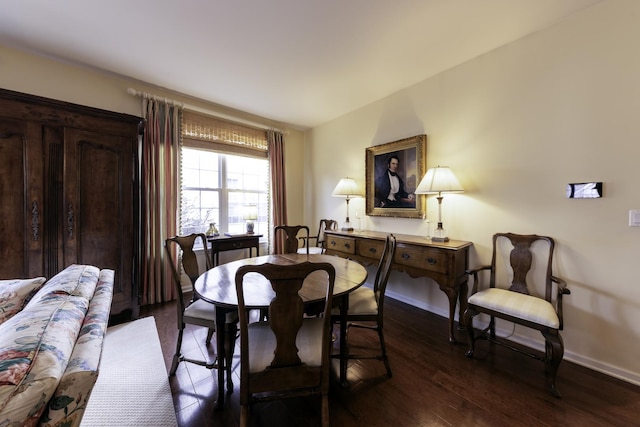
<box><xmin>463</xmin><ymin>308</ymin><xmax>476</xmax><ymax>358</ymax></box>
<box><xmin>542</xmin><ymin>330</ymin><xmax>564</xmax><ymax>398</ymax></box>
<box><xmin>225</xmin><ymin>322</ymin><xmax>238</xmax><ymax>392</ymax></box>
<box><xmin>321</xmin><ymin>393</ymin><xmax>329</xmax><ymax>427</ymax></box>
<box><xmin>206</xmin><ymin>327</ymin><xmax>214</xmax><ymax>345</ymax></box>
<box><xmin>170</xmin><ymin>327</ymin><xmax>184</xmax><ymax>376</ymax></box>
<box><xmin>239</xmin><ymin>404</ymin><xmax>249</xmax><ymax>427</ymax></box>
<box><xmin>377</xmin><ymin>326</ymin><xmax>392</xmax><ymax>378</ymax></box>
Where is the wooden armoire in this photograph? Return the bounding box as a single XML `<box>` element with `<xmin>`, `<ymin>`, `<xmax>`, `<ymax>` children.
<box><xmin>0</xmin><ymin>89</ymin><xmax>143</xmax><ymax>320</ymax></box>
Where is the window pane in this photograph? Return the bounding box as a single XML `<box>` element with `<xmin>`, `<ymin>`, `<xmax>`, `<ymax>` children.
<box><xmin>181</xmin><ymin>148</ymin><xmax>268</xmax><ymax>241</ymax></box>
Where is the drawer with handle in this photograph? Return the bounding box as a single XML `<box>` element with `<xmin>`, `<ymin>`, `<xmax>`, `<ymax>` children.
<box><xmin>357</xmin><ymin>239</ymin><xmax>385</xmax><ymax>260</ymax></box>
<box><xmin>326</xmin><ymin>235</ymin><xmax>356</xmax><ymax>255</ymax></box>
<box><xmin>395</xmin><ymin>245</ymin><xmax>447</xmax><ymax>274</ymax></box>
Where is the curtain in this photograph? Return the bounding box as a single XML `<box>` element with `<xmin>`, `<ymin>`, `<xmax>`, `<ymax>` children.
<box><xmin>141</xmin><ymin>99</ymin><xmax>181</xmax><ymax>305</ymax></box>
<box><xmin>268</xmin><ymin>130</ymin><xmax>287</xmax><ymax>254</ymax></box>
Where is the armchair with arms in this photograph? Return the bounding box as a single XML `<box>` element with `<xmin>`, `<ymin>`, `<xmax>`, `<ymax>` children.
<box><xmin>463</xmin><ymin>232</ymin><xmax>570</xmax><ymax>397</ymax></box>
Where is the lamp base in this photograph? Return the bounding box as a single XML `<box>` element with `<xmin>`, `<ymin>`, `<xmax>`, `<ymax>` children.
<box><xmin>246</xmin><ymin>221</ymin><xmax>255</xmax><ymax>234</ymax></box>
<box><xmin>431</xmin><ymin>226</ymin><xmax>448</xmax><ymax>242</ymax></box>
<box><xmin>341</xmin><ymin>226</ymin><xmax>354</xmax><ymax>231</ymax></box>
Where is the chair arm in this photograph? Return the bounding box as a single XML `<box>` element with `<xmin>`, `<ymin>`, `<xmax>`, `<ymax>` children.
<box><xmin>466</xmin><ymin>266</ymin><xmax>491</xmax><ymax>295</ymax></box>
<box><xmin>551</xmin><ymin>275</ymin><xmax>570</xmax><ymax>329</ymax></box>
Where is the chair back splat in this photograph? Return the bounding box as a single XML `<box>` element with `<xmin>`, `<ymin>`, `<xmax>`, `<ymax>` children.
<box><xmin>235</xmin><ymin>261</ymin><xmax>335</xmax><ymax>427</ymax></box>
<box><xmin>274</xmin><ymin>225</ymin><xmax>310</xmax><ymax>254</ymax></box>
<box><xmin>463</xmin><ymin>232</ymin><xmax>570</xmax><ymax>397</ymax></box>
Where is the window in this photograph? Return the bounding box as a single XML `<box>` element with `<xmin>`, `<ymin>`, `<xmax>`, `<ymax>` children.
<box><xmin>180</xmin><ymin>147</ymin><xmax>269</xmax><ymax>240</ymax></box>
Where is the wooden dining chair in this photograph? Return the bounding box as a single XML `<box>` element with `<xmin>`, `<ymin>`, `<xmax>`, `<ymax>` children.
<box><xmin>234</xmin><ymin>261</ymin><xmax>336</xmax><ymax>427</ymax></box>
<box><xmin>299</xmin><ymin>219</ymin><xmax>338</xmax><ymax>254</ymax></box>
<box><xmin>274</xmin><ymin>224</ymin><xmax>310</xmax><ymax>254</ymax></box>
<box><xmin>463</xmin><ymin>232</ymin><xmax>570</xmax><ymax>397</ymax></box>
<box><xmin>165</xmin><ymin>233</ymin><xmax>237</xmax><ymax>386</ymax></box>
<box><xmin>331</xmin><ymin>233</ymin><xmax>397</xmax><ymax>378</ymax></box>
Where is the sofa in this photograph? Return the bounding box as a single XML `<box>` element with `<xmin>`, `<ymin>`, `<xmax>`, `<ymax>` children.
<box><xmin>0</xmin><ymin>264</ymin><xmax>114</xmax><ymax>427</ymax></box>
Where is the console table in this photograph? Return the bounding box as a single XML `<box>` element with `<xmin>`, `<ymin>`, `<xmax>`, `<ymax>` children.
<box><xmin>324</xmin><ymin>230</ymin><xmax>472</xmax><ymax>343</ymax></box>
<box><xmin>207</xmin><ymin>234</ymin><xmax>262</xmax><ymax>267</ymax></box>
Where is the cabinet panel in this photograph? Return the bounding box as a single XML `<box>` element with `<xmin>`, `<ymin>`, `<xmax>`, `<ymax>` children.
<box><xmin>64</xmin><ymin>128</ymin><xmax>135</xmax><ymax>315</ymax></box>
<box><xmin>0</xmin><ymin>118</ymin><xmax>44</xmax><ymax>278</ymax></box>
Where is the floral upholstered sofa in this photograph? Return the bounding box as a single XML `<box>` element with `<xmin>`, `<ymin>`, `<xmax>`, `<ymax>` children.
<box><xmin>0</xmin><ymin>264</ymin><xmax>114</xmax><ymax>427</ymax></box>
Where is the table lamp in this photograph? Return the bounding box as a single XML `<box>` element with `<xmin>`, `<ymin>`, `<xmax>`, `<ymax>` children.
<box><xmin>243</xmin><ymin>204</ymin><xmax>258</xmax><ymax>234</ymax></box>
<box><xmin>332</xmin><ymin>177</ymin><xmax>363</xmax><ymax>231</ymax></box>
<box><xmin>414</xmin><ymin>166</ymin><xmax>464</xmax><ymax>242</ymax></box>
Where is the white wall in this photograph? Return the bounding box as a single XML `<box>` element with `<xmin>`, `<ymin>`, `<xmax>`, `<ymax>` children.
<box><xmin>306</xmin><ymin>0</ymin><xmax>640</xmax><ymax>385</ymax></box>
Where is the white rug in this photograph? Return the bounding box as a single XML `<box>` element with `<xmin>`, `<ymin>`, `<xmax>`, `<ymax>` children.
<box><xmin>81</xmin><ymin>316</ymin><xmax>178</xmax><ymax>427</ymax></box>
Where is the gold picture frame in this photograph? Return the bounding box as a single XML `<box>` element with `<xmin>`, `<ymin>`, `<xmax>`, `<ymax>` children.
<box><xmin>366</xmin><ymin>134</ymin><xmax>426</xmax><ymax>218</ymax></box>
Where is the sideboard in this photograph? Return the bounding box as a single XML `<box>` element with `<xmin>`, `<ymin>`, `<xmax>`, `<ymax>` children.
<box><xmin>324</xmin><ymin>230</ymin><xmax>472</xmax><ymax>343</ymax></box>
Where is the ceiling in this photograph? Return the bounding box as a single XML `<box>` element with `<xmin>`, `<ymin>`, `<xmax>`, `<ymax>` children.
<box><xmin>0</xmin><ymin>0</ymin><xmax>601</xmax><ymax>130</ymax></box>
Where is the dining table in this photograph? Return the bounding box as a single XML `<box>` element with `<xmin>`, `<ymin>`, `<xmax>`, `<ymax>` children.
<box><xmin>194</xmin><ymin>253</ymin><xmax>368</xmax><ymax>408</ymax></box>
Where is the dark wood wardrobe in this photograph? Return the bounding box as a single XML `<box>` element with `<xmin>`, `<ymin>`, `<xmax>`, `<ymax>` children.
<box><xmin>0</xmin><ymin>89</ymin><xmax>143</xmax><ymax>320</ymax></box>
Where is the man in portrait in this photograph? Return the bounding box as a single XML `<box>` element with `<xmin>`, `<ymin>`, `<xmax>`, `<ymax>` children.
<box><xmin>374</xmin><ymin>154</ymin><xmax>415</xmax><ymax>208</ymax></box>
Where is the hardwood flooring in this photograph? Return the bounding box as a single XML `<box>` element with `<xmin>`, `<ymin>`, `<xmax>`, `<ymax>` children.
<box><xmin>141</xmin><ymin>297</ymin><xmax>640</xmax><ymax>427</ymax></box>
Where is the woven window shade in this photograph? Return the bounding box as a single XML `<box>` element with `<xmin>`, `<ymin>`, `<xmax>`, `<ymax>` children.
<box><xmin>182</xmin><ymin>111</ymin><xmax>268</xmax><ymax>157</ymax></box>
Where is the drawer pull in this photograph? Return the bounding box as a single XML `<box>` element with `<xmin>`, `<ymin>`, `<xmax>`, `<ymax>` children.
<box><xmin>330</xmin><ymin>241</ymin><xmax>336</xmax><ymax>246</ymax></box>
<box><xmin>368</xmin><ymin>247</ymin><xmax>377</xmax><ymax>254</ymax></box>
<box><xmin>401</xmin><ymin>253</ymin><xmax>410</xmax><ymax>260</ymax></box>
<box><xmin>344</xmin><ymin>243</ymin><xmax>351</xmax><ymax>249</ymax></box>
<box><xmin>427</xmin><ymin>257</ymin><xmax>437</xmax><ymax>265</ymax></box>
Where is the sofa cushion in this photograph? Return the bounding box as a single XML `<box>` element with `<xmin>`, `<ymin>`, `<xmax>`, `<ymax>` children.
<box><xmin>39</xmin><ymin>269</ymin><xmax>114</xmax><ymax>427</ymax></box>
<box><xmin>0</xmin><ymin>277</ymin><xmax>47</xmax><ymax>325</ymax></box>
<box><xmin>0</xmin><ymin>265</ymin><xmax>100</xmax><ymax>427</ymax></box>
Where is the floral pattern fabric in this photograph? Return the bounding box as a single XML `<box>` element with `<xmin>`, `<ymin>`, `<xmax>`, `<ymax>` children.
<box><xmin>0</xmin><ymin>265</ymin><xmax>113</xmax><ymax>427</ymax></box>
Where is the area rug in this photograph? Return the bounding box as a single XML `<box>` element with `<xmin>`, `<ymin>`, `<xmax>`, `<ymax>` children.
<box><xmin>81</xmin><ymin>316</ymin><xmax>178</xmax><ymax>427</ymax></box>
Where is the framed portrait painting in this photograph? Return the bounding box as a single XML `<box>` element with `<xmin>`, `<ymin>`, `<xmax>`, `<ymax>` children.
<box><xmin>365</xmin><ymin>134</ymin><xmax>426</xmax><ymax>219</ymax></box>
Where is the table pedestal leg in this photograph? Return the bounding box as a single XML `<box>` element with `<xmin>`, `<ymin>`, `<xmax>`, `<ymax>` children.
<box><xmin>214</xmin><ymin>307</ymin><xmax>226</xmax><ymax>409</ymax></box>
<box><xmin>339</xmin><ymin>295</ymin><xmax>349</xmax><ymax>387</ymax></box>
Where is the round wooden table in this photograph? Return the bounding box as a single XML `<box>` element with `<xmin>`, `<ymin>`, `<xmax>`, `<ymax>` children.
<box><xmin>194</xmin><ymin>253</ymin><xmax>368</xmax><ymax>408</ymax></box>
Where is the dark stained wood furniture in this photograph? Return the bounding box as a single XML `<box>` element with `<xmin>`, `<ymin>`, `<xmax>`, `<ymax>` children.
<box><xmin>165</xmin><ymin>234</ymin><xmax>237</xmax><ymax>378</ymax></box>
<box><xmin>330</xmin><ymin>233</ymin><xmax>397</xmax><ymax>378</ymax></box>
<box><xmin>324</xmin><ymin>229</ymin><xmax>472</xmax><ymax>342</ymax></box>
<box><xmin>0</xmin><ymin>88</ymin><xmax>142</xmax><ymax>320</ymax></box>
<box><xmin>235</xmin><ymin>261</ymin><xmax>336</xmax><ymax>427</ymax></box>
<box><xmin>194</xmin><ymin>253</ymin><xmax>367</xmax><ymax>408</ymax></box>
<box><xmin>301</xmin><ymin>219</ymin><xmax>338</xmax><ymax>254</ymax></box>
<box><xmin>463</xmin><ymin>232</ymin><xmax>570</xmax><ymax>397</ymax></box>
<box><xmin>274</xmin><ymin>225</ymin><xmax>310</xmax><ymax>254</ymax></box>
<box><xmin>207</xmin><ymin>233</ymin><xmax>262</xmax><ymax>267</ymax></box>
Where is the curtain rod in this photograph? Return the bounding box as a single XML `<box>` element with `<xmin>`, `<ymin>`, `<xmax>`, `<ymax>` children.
<box><xmin>126</xmin><ymin>87</ymin><xmax>285</xmax><ymax>133</ymax></box>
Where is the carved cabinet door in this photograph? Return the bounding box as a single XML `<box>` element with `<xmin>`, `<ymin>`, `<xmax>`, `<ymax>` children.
<box><xmin>0</xmin><ymin>118</ymin><xmax>45</xmax><ymax>278</ymax></box>
<box><xmin>63</xmin><ymin>127</ymin><xmax>137</xmax><ymax>317</ymax></box>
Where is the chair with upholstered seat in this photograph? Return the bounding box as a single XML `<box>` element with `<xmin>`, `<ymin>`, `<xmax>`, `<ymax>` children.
<box><xmin>235</xmin><ymin>261</ymin><xmax>336</xmax><ymax>427</ymax></box>
<box><xmin>331</xmin><ymin>233</ymin><xmax>396</xmax><ymax>378</ymax></box>
<box><xmin>165</xmin><ymin>233</ymin><xmax>237</xmax><ymax>386</ymax></box>
<box><xmin>299</xmin><ymin>219</ymin><xmax>338</xmax><ymax>254</ymax></box>
<box><xmin>274</xmin><ymin>224</ymin><xmax>310</xmax><ymax>254</ymax></box>
<box><xmin>463</xmin><ymin>232</ymin><xmax>570</xmax><ymax>397</ymax></box>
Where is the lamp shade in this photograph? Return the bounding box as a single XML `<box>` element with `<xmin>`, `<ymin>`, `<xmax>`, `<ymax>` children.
<box><xmin>332</xmin><ymin>177</ymin><xmax>363</xmax><ymax>197</ymax></box>
<box><xmin>243</xmin><ymin>204</ymin><xmax>258</xmax><ymax>221</ymax></box>
<box><xmin>415</xmin><ymin>166</ymin><xmax>464</xmax><ymax>194</ymax></box>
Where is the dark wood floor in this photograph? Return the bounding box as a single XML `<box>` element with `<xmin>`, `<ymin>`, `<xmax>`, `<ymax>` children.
<box><xmin>141</xmin><ymin>297</ymin><xmax>640</xmax><ymax>427</ymax></box>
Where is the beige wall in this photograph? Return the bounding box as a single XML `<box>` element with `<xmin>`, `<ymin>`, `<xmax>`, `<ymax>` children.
<box><xmin>0</xmin><ymin>44</ymin><xmax>306</xmax><ymax>245</ymax></box>
<box><xmin>306</xmin><ymin>0</ymin><xmax>640</xmax><ymax>385</ymax></box>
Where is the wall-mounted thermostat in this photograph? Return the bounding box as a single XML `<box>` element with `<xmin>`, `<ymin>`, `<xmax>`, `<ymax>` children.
<box><xmin>566</xmin><ymin>182</ymin><xmax>603</xmax><ymax>199</ymax></box>
<box><xmin>629</xmin><ymin>210</ymin><xmax>640</xmax><ymax>227</ymax></box>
